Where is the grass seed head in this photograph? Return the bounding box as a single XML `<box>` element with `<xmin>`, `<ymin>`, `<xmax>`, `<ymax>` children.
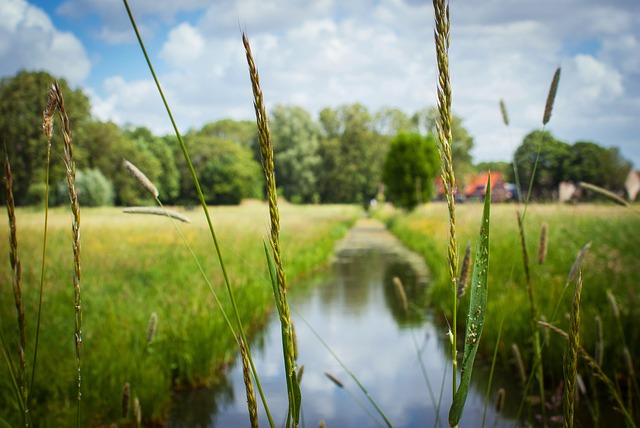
<box><xmin>146</xmin><ymin>312</ymin><xmax>158</xmax><ymax>345</ymax></box>
<box><xmin>499</xmin><ymin>99</ymin><xmax>509</xmax><ymax>126</ymax></box>
<box><xmin>538</xmin><ymin>222</ymin><xmax>548</xmax><ymax>264</ymax></box>
<box><xmin>392</xmin><ymin>276</ymin><xmax>409</xmax><ymax>313</ymax></box>
<box><xmin>123</xmin><ymin>159</ymin><xmax>159</xmax><ymax>198</ymax></box>
<box><xmin>543</xmin><ymin>67</ymin><xmax>561</xmax><ymax>125</ymax></box>
<box><xmin>122</xmin><ymin>382</ymin><xmax>131</xmax><ymax>418</ymax></box>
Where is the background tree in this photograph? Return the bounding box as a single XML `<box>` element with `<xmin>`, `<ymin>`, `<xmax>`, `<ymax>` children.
<box><xmin>374</xmin><ymin>107</ymin><xmax>414</xmax><ymax>135</ymax></box>
<box><xmin>413</xmin><ymin>107</ymin><xmax>475</xmax><ymax>184</ymax></box>
<box><xmin>475</xmin><ymin>161</ymin><xmax>512</xmax><ymax>177</ymax></box>
<box><xmin>124</xmin><ymin>126</ymin><xmax>180</xmax><ymax>203</ymax></box>
<box><xmin>513</xmin><ymin>130</ymin><xmax>571</xmax><ymax>200</ymax></box>
<box><xmin>0</xmin><ymin>70</ymin><xmax>91</xmax><ymax>205</ymax></box>
<box><xmin>567</xmin><ymin>141</ymin><xmax>632</xmax><ymax>190</ymax></box>
<box><xmin>199</xmin><ymin>119</ymin><xmax>256</xmax><ymax>149</ymax></box>
<box><xmin>270</xmin><ymin>105</ymin><xmax>321</xmax><ymax>203</ymax></box>
<box><xmin>382</xmin><ymin>132</ymin><xmax>440</xmax><ymax>210</ymax></box>
<box><xmin>177</xmin><ymin>133</ymin><xmax>263</xmax><ymax>205</ymax></box>
<box><xmin>316</xmin><ymin>104</ymin><xmax>387</xmax><ymax>205</ymax></box>
<box><xmin>78</xmin><ymin>121</ymin><xmax>162</xmax><ymax>205</ymax></box>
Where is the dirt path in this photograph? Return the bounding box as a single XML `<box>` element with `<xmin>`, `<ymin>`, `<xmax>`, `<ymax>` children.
<box><xmin>334</xmin><ymin>216</ymin><xmax>430</xmax><ymax>282</ymax></box>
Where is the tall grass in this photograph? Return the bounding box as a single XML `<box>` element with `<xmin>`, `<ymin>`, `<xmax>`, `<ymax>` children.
<box><xmin>379</xmin><ymin>203</ymin><xmax>640</xmax><ymax>425</ymax></box>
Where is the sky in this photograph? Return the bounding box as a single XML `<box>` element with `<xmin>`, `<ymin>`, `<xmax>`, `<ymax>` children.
<box><xmin>1</xmin><ymin>0</ymin><xmax>639</xmax><ymax>167</ymax></box>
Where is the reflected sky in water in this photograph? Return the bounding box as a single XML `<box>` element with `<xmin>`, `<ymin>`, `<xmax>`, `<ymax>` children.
<box><xmin>168</xmin><ymin>221</ymin><xmax>516</xmax><ymax>428</ymax></box>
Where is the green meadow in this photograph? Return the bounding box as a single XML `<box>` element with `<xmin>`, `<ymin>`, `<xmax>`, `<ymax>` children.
<box><xmin>378</xmin><ymin>203</ymin><xmax>640</xmax><ymax>390</ymax></box>
<box><xmin>0</xmin><ymin>203</ymin><xmax>360</xmax><ymax>426</ymax></box>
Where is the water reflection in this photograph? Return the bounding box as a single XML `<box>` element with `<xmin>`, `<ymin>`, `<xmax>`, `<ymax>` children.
<box><xmin>168</xmin><ymin>220</ymin><xmax>515</xmax><ymax>427</ymax></box>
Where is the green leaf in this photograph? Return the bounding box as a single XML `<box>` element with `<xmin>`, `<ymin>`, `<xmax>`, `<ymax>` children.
<box><xmin>449</xmin><ymin>173</ymin><xmax>491</xmax><ymax>426</ymax></box>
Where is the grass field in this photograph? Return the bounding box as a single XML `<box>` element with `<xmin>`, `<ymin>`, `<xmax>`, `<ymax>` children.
<box><xmin>0</xmin><ymin>202</ymin><xmax>360</xmax><ymax>426</ymax></box>
<box><xmin>378</xmin><ymin>203</ymin><xmax>640</xmax><ymax>404</ymax></box>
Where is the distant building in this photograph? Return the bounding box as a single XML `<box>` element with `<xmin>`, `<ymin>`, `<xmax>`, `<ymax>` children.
<box><xmin>625</xmin><ymin>169</ymin><xmax>639</xmax><ymax>201</ymax></box>
<box><xmin>463</xmin><ymin>171</ymin><xmax>512</xmax><ymax>202</ymax></box>
<box><xmin>435</xmin><ymin>172</ymin><xmax>516</xmax><ymax>202</ymax></box>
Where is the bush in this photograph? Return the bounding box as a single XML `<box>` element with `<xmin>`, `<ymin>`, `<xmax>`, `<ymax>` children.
<box><xmin>57</xmin><ymin>168</ymin><xmax>114</xmax><ymax>207</ymax></box>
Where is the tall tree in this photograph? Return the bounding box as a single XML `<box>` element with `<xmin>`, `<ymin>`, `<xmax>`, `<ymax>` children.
<box><xmin>124</xmin><ymin>126</ymin><xmax>180</xmax><ymax>203</ymax></box>
<box><xmin>270</xmin><ymin>105</ymin><xmax>321</xmax><ymax>203</ymax></box>
<box><xmin>567</xmin><ymin>141</ymin><xmax>631</xmax><ymax>190</ymax></box>
<box><xmin>0</xmin><ymin>70</ymin><xmax>91</xmax><ymax>205</ymax></box>
<box><xmin>382</xmin><ymin>132</ymin><xmax>440</xmax><ymax>210</ymax></box>
<box><xmin>78</xmin><ymin>121</ymin><xmax>162</xmax><ymax>205</ymax></box>
<box><xmin>374</xmin><ymin>107</ymin><xmax>414</xmax><ymax>135</ymax></box>
<box><xmin>317</xmin><ymin>104</ymin><xmax>387</xmax><ymax>205</ymax></box>
<box><xmin>514</xmin><ymin>130</ymin><xmax>571</xmax><ymax>200</ymax></box>
<box><xmin>412</xmin><ymin>107</ymin><xmax>475</xmax><ymax>183</ymax></box>
<box><xmin>177</xmin><ymin>134</ymin><xmax>263</xmax><ymax>205</ymax></box>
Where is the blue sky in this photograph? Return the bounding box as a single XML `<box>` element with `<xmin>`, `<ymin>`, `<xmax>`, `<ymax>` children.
<box><xmin>2</xmin><ymin>0</ymin><xmax>639</xmax><ymax>167</ymax></box>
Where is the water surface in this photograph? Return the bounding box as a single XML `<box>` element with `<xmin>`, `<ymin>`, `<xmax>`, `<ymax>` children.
<box><xmin>168</xmin><ymin>219</ymin><xmax>517</xmax><ymax>427</ymax></box>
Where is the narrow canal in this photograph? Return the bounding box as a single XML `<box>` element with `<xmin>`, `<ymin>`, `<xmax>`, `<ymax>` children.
<box><xmin>168</xmin><ymin>218</ymin><xmax>519</xmax><ymax>427</ymax></box>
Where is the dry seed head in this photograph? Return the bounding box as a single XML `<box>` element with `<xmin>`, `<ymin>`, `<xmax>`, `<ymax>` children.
<box><xmin>567</xmin><ymin>242</ymin><xmax>591</xmax><ymax>284</ymax></box>
<box><xmin>595</xmin><ymin>315</ymin><xmax>603</xmax><ymax>366</ymax></box>
<box><xmin>392</xmin><ymin>277</ymin><xmax>409</xmax><ymax>313</ymax></box>
<box><xmin>122</xmin><ymin>382</ymin><xmax>131</xmax><ymax>418</ymax></box>
<box><xmin>133</xmin><ymin>397</ymin><xmax>141</xmax><ymax>426</ymax></box>
<box><xmin>297</xmin><ymin>365</ymin><xmax>305</xmax><ymax>384</ymax></box>
<box><xmin>605</xmin><ymin>289</ymin><xmax>620</xmax><ymax>319</ymax></box>
<box><xmin>122</xmin><ymin>206</ymin><xmax>190</xmax><ymax>223</ymax></box>
<box><xmin>543</xmin><ymin>67</ymin><xmax>561</xmax><ymax>125</ymax></box>
<box><xmin>538</xmin><ymin>222</ymin><xmax>548</xmax><ymax>264</ymax></box>
<box><xmin>512</xmin><ymin>343</ymin><xmax>527</xmax><ymax>384</ymax></box>
<box><xmin>324</xmin><ymin>371</ymin><xmax>344</xmax><ymax>388</ymax></box>
<box><xmin>499</xmin><ymin>99</ymin><xmax>509</xmax><ymax>126</ymax></box>
<box><xmin>495</xmin><ymin>387</ymin><xmax>506</xmax><ymax>413</ymax></box>
<box><xmin>239</xmin><ymin>337</ymin><xmax>258</xmax><ymax>428</ymax></box>
<box><xmin>146</xmin><ymin>312</ymin><xmax>157</xmax><ymax>344</ymax></box>
<box><xmin>123</xmin><ymin>159</ymin><xmax>159</xmax><ymax>198</ymax></box>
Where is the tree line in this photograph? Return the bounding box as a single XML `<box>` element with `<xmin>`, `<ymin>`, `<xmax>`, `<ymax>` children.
<box><xmin>1</xmin><ymin>70</ymin><xmax>632</xmax><ymax>209</ymax></box>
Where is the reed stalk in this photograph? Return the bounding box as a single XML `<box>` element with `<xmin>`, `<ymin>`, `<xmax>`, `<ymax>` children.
<box><xmin>538</xmin><ymin>321</ymin><xmax>637</xmax><ymax>427</ymax></box>
<box><xmin>30</xmin><ymin>106</ymin><xmax>53</xmax><ymax>408</ymax></box>
<box><xmin>563</xmin><ymin>272</ymin><xmax>582</xmax><ymax>428</ymax></box>
<box><xmin>121</xmin><ymin>3</ymin><xmax>274</xmax><ymax>425</ymax></box>
<box><xmin>43</xmin><ymin>81</ymin><xmax>83</xmax><ymax>425</ymax></box>
<box><xmin>240</xmin><ymin>337</ymin><xmax>259</xmax><ymax>428</ymax></box>
<box><xmin>4</xmin><ymin>153</ymin><xmax>30</xmax><ymax>427</ymax></box>
<box><xmin>432</xmin><ymin>0</ymin><xmax>459</xmax><ymax>403</ymax></box>
<box><xmin>243</xmin><ymin>33</ymin><xmax>300</xmax><ymax>427</ymax></box>
<box><xmin>516</xmin><ymin>210</ymin><xmax>546</xmax><ymax>423</ymax></box>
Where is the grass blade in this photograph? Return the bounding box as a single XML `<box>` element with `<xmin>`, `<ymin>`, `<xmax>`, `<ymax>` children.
<box><xmin>449</xmin><ymin>174</ymin><xmax>491</xmax><ymax>427</ymax></box>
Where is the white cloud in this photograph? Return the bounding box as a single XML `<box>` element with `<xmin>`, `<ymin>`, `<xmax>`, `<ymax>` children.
<box><xmin>160</xmin><ymin>23</ymin><xmax>205</xmax><ymax>66</ymax></box>
<box><xmin>13</xmin><ymin>0</ymin><xmax>636</xmax><ymax>167</ymax></box>
<box><xmin>0</xmin><ymin>0</ymin><xmax>90</xmax><ymax>85</ymax></box>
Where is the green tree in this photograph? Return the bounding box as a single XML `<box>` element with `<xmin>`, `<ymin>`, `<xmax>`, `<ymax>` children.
<box><xmin>66</xmin><ymin>168</ymin><xmax>114</xmax><ymax>207</ymax></box>
<box><xmin>0</xmin><ymin>70</ymin><xmax>91</xmax><ymax>205</ymax></box>
<box><xmin>382</xmin><ymin>132</ymin><xmax>440</xmax><ymax>210</ymax></box>
<box><xmin>514</xmin><ymin>130</ymin><xmax>571</xmax><ymax>200</ymax></box>
<box><xmin>412</xmin><ymin>107</ymin><xmax>475</xmax><ymax>183</ymax></box>
<box><xmin>475</xmin><ymin>161</ymin><xmax>512</xmax><ymax>177</ymax></box>
<box><xmin>124</xmin><ymin>126</ymin><xmax>180</xmax><ymax>203</ymax></box>
<box><xmin>567</xmin><ymin>141</ymin><xmax>632</xmax><ymax>190</ymax></box>
<box><xmin>77</xmin><ymin>121</ymin><xmax>162</xmax><ymax>205</ymax></box>
<box><xmin>374</xmin><ymin>107</ymin><xmax>414</xmax><ymax>135</ymax></box>
<box><xmin>199</xmin><ymin>119</ymin><xmax>256</xmax><ymax>149</ymax></box>
<box><xmin>317</xmin><ymin>104</ymin><xmax>388</xmax><ymax>205</ymax></box>
<box><xmin>270</xmin><ymin>105</ymin><xmax>321</xmax><ymax>203</ymax></box>
<box><xmin>178</xmin><ymin>134</ymin><xmax>263</xmax><ymax>205</ymax></box>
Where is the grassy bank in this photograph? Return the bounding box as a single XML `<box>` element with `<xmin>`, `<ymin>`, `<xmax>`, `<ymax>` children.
<box><xmin>0</xmin><ymin>203</ymin><xmax>360</xmax><ymax>426</ymax></box>
<box><xmin>378</xmin><ymin>203</ymin><xmax>639</xmax><ymax>396</ymax></box>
